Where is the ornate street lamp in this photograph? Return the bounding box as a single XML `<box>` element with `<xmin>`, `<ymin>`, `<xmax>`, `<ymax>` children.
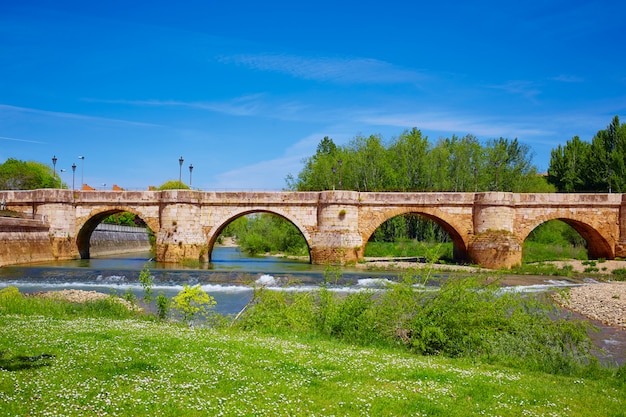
<box><xmin>52</xmin><ymin>156</ymin><xmax>57</xmax><ymax>187</ymax></box>
<box><xmin>189</xmin><ymin>164</ymin><xmax>193</xmax><ymax>187</ymax></box>
<box><xmin>179</xmin><ymin>156</ymin><xmax>184</xmax><ymax>184</ymax></box>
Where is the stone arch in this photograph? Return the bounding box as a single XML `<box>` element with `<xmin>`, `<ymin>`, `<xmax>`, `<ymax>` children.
<box><xmin>205</xmin><ymin>208</ymin><xmax>313</xmax><ymax>263</ymax></box>
<box><xmin>360</xmin><ymin>207</ymin><xmax>470</xmax><ymax>262</ymax></box>
<box><xmin>520</xmin><ymin>217</ymin><xmax>614</xmax><ymax>259</ymax></box>
<box><xmin>76</xmin><ymin>207</ymin><xmax>157</xmax><ymax>259</ymax></box>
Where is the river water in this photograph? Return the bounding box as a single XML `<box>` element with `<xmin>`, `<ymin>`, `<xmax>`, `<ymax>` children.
<box><xmin>1</xmin><ymin>247</ymin><xmax>624</xmax><ymax>366</ymax></box>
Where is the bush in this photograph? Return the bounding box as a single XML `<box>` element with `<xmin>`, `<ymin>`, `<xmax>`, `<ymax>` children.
<box><xmin>612</xmin><ymin>268</ymin><xmax>626</xmax><ymax>281</ymax></box>
<box><xmin>234</xmin><ymin>273</ymin><xmax>597</xmax><ymax>375</ymax></box>
<box><xmin>171</xmin><ymin>284</ymin><xmax>217</xmax><ymax>325</ymax></box>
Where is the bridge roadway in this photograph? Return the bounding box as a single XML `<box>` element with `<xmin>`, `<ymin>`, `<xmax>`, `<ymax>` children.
<box><xmin>1</xmin><ymin>189</ymin><xmax>625</xmax><ymax>269</ymax></box>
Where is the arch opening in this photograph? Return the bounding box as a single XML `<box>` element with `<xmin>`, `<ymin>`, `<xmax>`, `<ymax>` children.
<box><xmin>207</xmin><ymin>211</ymin><xmax>311</xmax><ymax>264</ymax></box>
<box><xmin>523</xmin><ymin>218</ymin><xmax>612</xmax><ymax>263</ymax></box>
<box><xmin>77</xmin><ymin>210</ymin><xmax>154</xmax><ymax>259</ymax></box>
<box><xmin>364</xmin><ymin>213</ymin><xmax>468</xmax><ymax>264</ymax></box>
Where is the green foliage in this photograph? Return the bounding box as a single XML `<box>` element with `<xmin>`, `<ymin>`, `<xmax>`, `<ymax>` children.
<box><xmin>155</xmin><ymin>293</ymin><xmax>170</xmax><ymax>320</ymax></box>
<box><xmin>288</xmin><ymin>131</ymin><xmax>550</xmax><ymax>193</ymax></box>
<box><xmin>228</xmin><ymin>213</ymin><xmax>308</xmax><ymax>257</ymax></box>
<box><xmin>0</xmin><ymin>287</ymin><xmax>137</xmax><ymax>319</ymax></box>
<box><xmin>0</xmin><ymin>158</ymin><xmax>63</xmax><ymax>190</ymax></box>
<box><xmin>138</xmin><ymin>265</ymin><xmax>154</xmax><ymax>306</ymax></box>
<box><xmin>3</xmin><ymin>312</ymin><xmax>623</xmax><ymax>416</ymax></box>
<box><xmin>235</xmin><ymin>274</ymin><xmax>599</xmax><ymax>376</ymax></box>
<box><xmin>548</xmin><ymin>115</ymin><xmax>626</xmax><ymax>192</ymax></box>
<box><xmin>171</xmin><ymin>284</ymin><xmax>216</xmax><ymax>324</ymax></box>
<box><xmin>156</xmin><ymin>180</ymin><xmax>190</xmax><ymax>190</ymax></box>
<box><xmin>364</xmin><ymin>240</ymin><xmax>453</xmax><ymax>261</ymax></box>
<box><xmin>523</xmin><ymin>220</ymin><xmax>588</xmax><ymax>263</ymax></box>
<box><xmin>102</xmin><ymin>212</ymin><xmax>145</xmax><ymax>227</ymax></box>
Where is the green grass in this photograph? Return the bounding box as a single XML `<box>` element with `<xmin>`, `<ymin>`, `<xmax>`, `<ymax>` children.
<box><xmin>1</xmin><ymin>313</ymin><xmax>624</xmax><ymax>417</ymax></box>
<box><xmin>364</xmin><ymin>240</ymin><xmax>454</xmax><ymax>262</ymax></box>
<box><xmin>2</xmin><ymin>283</ymin><xmax>625</xmax><ymax>416</ymax></box>
<box><xmin>522</xmin><ymin>241</ymin><xmax>588</xmax><ymax>263</ymax></box>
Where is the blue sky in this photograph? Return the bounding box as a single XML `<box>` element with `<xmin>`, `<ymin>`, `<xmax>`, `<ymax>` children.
<box><xmin>1</xmin><ymin>1</ymin><xmax>624</xmax><ymax>190</ymax></box>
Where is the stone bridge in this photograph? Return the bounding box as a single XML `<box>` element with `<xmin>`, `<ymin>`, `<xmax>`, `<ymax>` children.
<box><xmin>1</xmin><ymin>189</ymin><xmax>625</xmax><ymax>269</ymax></box>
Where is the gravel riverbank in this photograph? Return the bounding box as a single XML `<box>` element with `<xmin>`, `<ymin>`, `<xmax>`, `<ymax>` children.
<box><xmin>553</xmin><ymin>282</ymin><xmax>626</xmax><ymax>329</ymax></box>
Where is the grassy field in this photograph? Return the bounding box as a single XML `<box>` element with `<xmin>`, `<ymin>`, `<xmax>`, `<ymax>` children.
<box><xmin>2</xmin><ymin>314</ymin><xmax>625</xmax><ymax>417</ymax></box>
<box><xmin>1</xmin><ymin>292</ymin><xmax>625</xmax><ymax>416</ymax></box>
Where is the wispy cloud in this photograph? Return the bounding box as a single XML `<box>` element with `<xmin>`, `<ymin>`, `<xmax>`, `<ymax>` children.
<box><xmin>0</xmin><ymin>135</ymin><xmax>46</xmax><ymax>144</ymax></box>
<box><xmin>487</xmin><ymin>80</ymin><xmax>542</xmax><ymax>100</ymax></box>
<box><xmin>551</xmin><ymin>74</ymin><xmax>583</xmax><ymax>83</ymax></box>
<box><xmin>0</xmin><ymin>103</ymin><xmax>160</xmax><ymax>127</ymax></box>
<box><xmin>87</xmin><ymin>96</ymin><xmax>266</xmax><ymax>117</ymax></box>
<box><xmin>88</xmin><ymin>95</ymin><xmax>311</xmax><ymax>121</ymax></box>
<box><xmin>219</xmin><ymin>53</ymin><xmax>426</xmax><ymax>85</ymax></box>
<box><xmin>359</xmin><ymin>112</ymin><xmax>551</xmax><ymax>138</ymax></box>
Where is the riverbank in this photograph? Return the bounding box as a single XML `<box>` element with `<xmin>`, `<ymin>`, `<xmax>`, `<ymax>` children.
<box><xmin>356</xmin><ymin>257</ymin><xmax>626</xmax><ymax>329</ymax></box>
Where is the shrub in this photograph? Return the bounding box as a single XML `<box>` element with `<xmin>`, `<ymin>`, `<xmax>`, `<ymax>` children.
<box><xmin>612</xmin><ymin>268</ymin><xmax>626</xmax><ymax>281</ymax></box>
<box><xmin>234</xmin><ymin>272</ymin><xmax>597</xmax><ymax>375</ymax></box>
<box><xmin>171</xmin><ymin>284</ymin><xmax>216</xmax><ymax>325</ymax></box>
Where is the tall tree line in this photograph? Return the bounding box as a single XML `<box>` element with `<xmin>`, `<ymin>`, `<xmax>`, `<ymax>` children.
<box><xmin>548</xmin><ymin>116</ymin><xmax>626</xmax><ymax>192</ymax></box>
<box><xmin>286</xmin><ymin>129</ymin><xmax>553</xmax><ymax>243</ymax></box>
<box><xmin>287</xmin><ymin>128</ymin><xmax>553</xmax><ymax>193</ymax></box>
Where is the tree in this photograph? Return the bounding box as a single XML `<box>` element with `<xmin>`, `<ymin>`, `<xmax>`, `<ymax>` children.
<box><xmin>547</xmin><ymin>116</ymin><xmax>626</xmax><ymax>192</ymax></box>
<box><xmin>0</xmin><ymin>158</ymin><xmax>60</xmax><ymax>190</ymax></box>
<box><xmin>156</xmin><ymin>180</ymin><xmax>190</xmax><ymax>190</ymax></box>
<box><xmin>547</xmin><ymin>136</ymin><xmax>591</xmax><ymax>192</ymax></box>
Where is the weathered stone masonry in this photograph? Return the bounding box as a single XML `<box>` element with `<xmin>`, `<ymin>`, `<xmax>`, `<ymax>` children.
<box><xmin>1</xmin><ymin>189</ymin><xmax>625</xmax><ymax>269</ymax></box>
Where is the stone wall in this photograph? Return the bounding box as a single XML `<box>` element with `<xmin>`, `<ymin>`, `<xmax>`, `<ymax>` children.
<box><xmin>0</xmin><ymin>217</ymin><xmax>52</xmax><ymax>267</ymax></box>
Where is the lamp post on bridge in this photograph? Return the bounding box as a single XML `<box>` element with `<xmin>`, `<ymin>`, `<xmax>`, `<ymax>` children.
<box><xmin>78</xmin><ymin>156</ymin><xmax>85</xmax><ymax>189</ymax></box>
<box><xmin>59</xmin><ymin>169</ymin><xmax>66</xmax><ymax>189</ymax></box>
<box><xmin>52</xmin><ymin>156</ymin><xmax>57</xmax><ymax>187</ymax></box>
<box><xmin>189</xmin><ymin>164</ymin><xmax>193</xmax><ymax>188</ymax></box>
<box><xmin>179</xmin><ymin>156</ymin><xmax>184</xmax><ymax>184</ymax></box>
<box><xmin>71</xmin><ymin>164</ymin><xmax>76</xmax><ymax>191</ymax></box>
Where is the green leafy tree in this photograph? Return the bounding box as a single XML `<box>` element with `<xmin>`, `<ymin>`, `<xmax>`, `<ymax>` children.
<box><xmin>156</xmin><ymin>180</ymin><xmax>190</xmax><ymax>190</ymax></box>
<box><xmin>547</xmin><ymin>116</ymin><xmax>626</xmax><ymax>192</ymax></box>
<box><xmin>588</xmin><ymin>115</ymin><xmax>626</xmax><ymax>192</ymax></box>
<box><xmin>547</xmin><ymin>136</ymin><xmax>592</xmax><ymax>191</ymax></box>
<box><xmin>171</xmin><ymin>284</ymin><xmax>216</xmax><ymax>324</ymax></box>
<box><xmin>387</xmin><ymin>128</ymin><xmax>430</xmax><ymax>191</ymax></box>
<box><xmin>0</xmin><ymin>158</ymin><xmax>61</xmax><ymax>190</ymax></box>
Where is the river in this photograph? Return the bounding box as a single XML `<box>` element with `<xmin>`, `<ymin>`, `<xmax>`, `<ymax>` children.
<box><xmin>0</xmin><ymin>247</ymin><xmax>624</xmax><ymax>366</ymax></box>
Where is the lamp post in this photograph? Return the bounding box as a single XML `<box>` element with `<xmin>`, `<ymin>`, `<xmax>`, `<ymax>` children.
<box><xmin>52</xmin><ymin>156</ymin><xmax>57</xmax><ymax>187</ymax></box>
<box><xmin>179</xmin><ymin>156</ymin><xmax>184</xmax><ymax>184</ymax></box>
<box><xmin>337</xmin><ymin>159</ymin><xmax>343</xmax><ymax>189</ymax></box>
<box><xmin>71</xmin><ymin>164</ymin><xmax>76</xmax><ymax>191</ymax></box>
<box><xmin>78</xmin><ymin>156</ymin><xmax>85</xmax><ymax>188</ymax></box>
<box><xmin>59</xmin><ymin>169</ymin><xmax>66</xmax><ymax>189</ymax></box>
<box><xmin>189</xmin><ymin>164</ymin><xmax>193</xmax><ymax>187</ymax></box>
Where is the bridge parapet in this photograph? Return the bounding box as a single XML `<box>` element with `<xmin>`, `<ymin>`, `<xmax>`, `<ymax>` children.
<box><xmin>1</xmin><ymin>189</ymin><xmax>625</xmax><ymax>269</ymax></box>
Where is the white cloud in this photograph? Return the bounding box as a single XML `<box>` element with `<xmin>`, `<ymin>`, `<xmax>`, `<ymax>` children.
<box><xmin>359</xmin><ymin>112</ymin><xmax>551</xmax><ymax>138</ymax></box>
<box><xmin>0</xmin><ymin>103</ymin><xmax>159</xmax><ymax>127</ymax></box>
<box><xmin>219</xmin><ymin>53</ymin><xmax>426</xmax><ymax>85</ymax></box>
